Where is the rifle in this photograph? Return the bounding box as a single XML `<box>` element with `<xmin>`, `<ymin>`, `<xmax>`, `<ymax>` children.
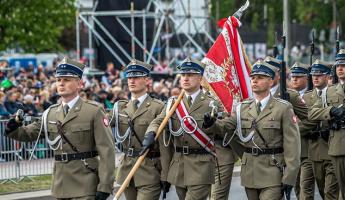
<box><xmin>308</xmin><ymin>29</ymin><xmax>315</xmax><ymax>90</ymax></box>
<box><xmin>332</xmin><ymin>25</ymin><xmax>340</xmax><ymax>84</ymax></box>
<box><xmin>273</xmin><ymin>32</ymin><xmax>279</xmax><ymax>57</ymax></box>
<box><xmin>280</xmin><ymin>35</ymin><xmax>289</xmax><ymax>100</ymax></box>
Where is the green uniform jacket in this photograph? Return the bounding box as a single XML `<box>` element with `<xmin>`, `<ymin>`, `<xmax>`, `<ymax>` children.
<box><xmin>274</xmin><ymin>85</ymin><xmax>315</xmax><ymax>158</ymax></box>
<box><xmin>146</xmin><ymin>92</ymin><xmax>219</xmax><ymax>187</ymax></box>
<box><xmin>212</xmin><ymin>96</ymin><xmax>301</xmax><ymax>187</ymax></box>
<box><xmin>309</xmin><ymin>83</ymin><xmax>345</xmax><ymax>156</ymax></box>
<box><xmin>7</xmin><ymin>98</ymin><xmax>115</xmax><ymax>198</ymax></box>
<box><xmin>304</xmin><ymin>89</ymin><xmax>331</xmax><ymax>161</ymax></box>
<box><xmin>114</xmin><ymin>96</ymin><xmax>169</xmax><ymax>186</ymax></box>
<box><xmin>273</xmin><ymin>86</ymin><xmax>308</xmax><ymax>121</ymax></box>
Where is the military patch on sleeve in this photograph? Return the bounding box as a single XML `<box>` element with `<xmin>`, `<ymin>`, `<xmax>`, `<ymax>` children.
<box><xmin>103</xmin><ymin>117</ymin><xmax>109</xmax><ymax>127</ymax></box>
<box><xmin>298</xmin><ymin>96</ymin><xmax>306</xmax><ymax>105</ymax></box>
<box><xmin>292</xmin><ymin>115</ymin><xmax>298</xmax><ymax>124</ymax></box>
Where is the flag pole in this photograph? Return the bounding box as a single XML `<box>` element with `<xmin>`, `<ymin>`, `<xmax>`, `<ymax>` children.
<box><xmin>114</xmin><ymin>90</ymin><xmax>185</xmax><ymax>200</ymax></box>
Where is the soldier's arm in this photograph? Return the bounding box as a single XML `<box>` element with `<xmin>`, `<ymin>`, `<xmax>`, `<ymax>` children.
<box><xmin>93</xmin><ymin>106</ymin><xmax>115</xmax><ymax>194</ymax></box>
<box><xmin>145</xmin><ymin>104</ymin><xmax>167</xmax><ymax>134</ymax></box>
<box><xmin>281</xmin><ymin>105</ymin><xmax>301</xmax><ymax>186</ymax></box>
<box><xmin>6</xmin><ymin>120</ymin><xmax>42</xmax><ymax>142</ymax></box>
<box><xmin>308</xmin><ymin>98</ymin><xmax>333</xmax><ymax>121</ymax></box>
<box><xmin>298</xmin><ymin>94</ymin><xmax>318</xmax><ymax>135</ymax></box>
<box><xmin>153</xmin><ymin>102</ymin><xmax>174</xmax><ymax>182</ymax></box>
<box><xmin>289</xmin><ymin>91</ymin><xmax>308</xmax><ymax>120</ymax></box>
<box><xmin>204</xmin><ymin>111</ymin><xmax>237</xmax><ymax>140</ymax></box>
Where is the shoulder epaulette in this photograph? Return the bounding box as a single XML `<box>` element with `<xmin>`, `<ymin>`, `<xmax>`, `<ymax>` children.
<box><xmin>152</xmin><ymin>98</ymin><xmax>164</xmax><ymax>105</ymax></box>
<box><xmin>328</xmin><ymin>84</ymin><xmax>338</xmax><ymax>89</ymax></box>
<box><xmin>48</xmin><ymin>103</ymin><xmax>60</xmax><ymax>109</ymax></box>
<box><xmin>287</xmin><ymin>88</ymin><xmax>299</xmax><ymax>94</ymax></box>
<box><xmin>274</xmin><ymin>97</ymin><xmax>291</xmax><ymax>106</ymax></box>
<box><xmin>117</xmin><ymin>99</ymin><xmax>128</xmax><ymax>104</ymax></box>
<box><xmin>85</xmin><ymin>100</ymin><xmax>101</xmax><ymax>107</ymax></box>
<box><xmin>304</xmin><ymin>90</ymin><xmax>313</xmax><ymax>94</ymax></box>
<box><xmin>206</xmin><ymin>93</ymin><xmax>219</xmax><ymax>101</ymax></box>
<box><xmin>242</xmin><ymin>98</ymin><xmax>254</xmax><ymax>104</ymax></box>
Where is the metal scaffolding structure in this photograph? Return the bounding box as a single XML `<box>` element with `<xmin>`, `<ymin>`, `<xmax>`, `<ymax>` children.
<box><xmin>76</xmin><ymin>0</ymin><xmax>215</xmax><ymax>68</ymax></box>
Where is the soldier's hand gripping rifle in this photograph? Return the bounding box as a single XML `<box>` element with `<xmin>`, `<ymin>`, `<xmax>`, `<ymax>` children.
<box><xmin>308</xmin><ymin>30</ymin><xmax>315</xmax><ymax>90</ymax></box>
<box><xmin>332</xmin><ymin>25</ymin><xmax>340</xmax><ymax>84</ymax></box>
<box><xmin>280</xmin><ymin>35</ymin><xmax>289</xmax><ymax>100</ymax></box>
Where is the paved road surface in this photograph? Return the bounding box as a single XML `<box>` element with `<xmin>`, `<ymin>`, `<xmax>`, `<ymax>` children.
<box><xmin>0</xmin><ymin>176</ymin><xmax>323</xmax><ymax>200</ymax></box>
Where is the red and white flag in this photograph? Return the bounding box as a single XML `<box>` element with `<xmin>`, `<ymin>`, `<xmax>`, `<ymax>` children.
<box><xmin>202</xmin><ymin>16</ymin><xmax>252</xmax><ymax>113</ymax></box>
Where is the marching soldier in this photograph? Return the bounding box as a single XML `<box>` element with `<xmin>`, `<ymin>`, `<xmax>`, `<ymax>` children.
<box><xmin>140</xmin><ymin>58</ymin><xmax>220</xmax><ymax>200</ymax></box>
<box><xmin>264</xmin><ymin>57</ymin><xmax>308</xmax><ymax>120</ymax></box>
<box><xmin>309</xmin><ymin>50</ymin><xmax>345</xmax><ymax>199</ymax></box>
<box><xmin>112</xmin><ymin>60</ymin><xmax>168</xmax><ymax>200</ymax></box>
<box><xmin>5</xmin><ymin>58</ymin><xmax>115</xmax><ymax>200</ymax></box>
<box><xmin>204</xmin><ymin>60</ymin><xmax>301</xmax><ymax>200</ymax></box>
<box><xmin>264</xmin><ymin>56</ymin><xmax>309</xmax><ymax>198</ymax></box>
<box><xmin>290</xmin><ymin>62</ymin><xmax>316</xmax><ymax>200</ymax></box>
<box><xmin>304</xmin><ymin>60</ymin><xmax>339</xmax><ymax>200</ymax></box>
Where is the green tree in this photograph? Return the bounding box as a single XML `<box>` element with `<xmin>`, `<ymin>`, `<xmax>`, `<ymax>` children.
<box><xmin>0</xmin><ymin>0</ymin><xmax>76</xmax><ymax>53</ymax></box>
<box><xmin>295</xmin><ymin>0</ymin><xmax>332</xmax><ymax>30</ymax></box>
<box><xmin>210</xmin><ymin>0</ymin><xmax>236</xmax><ymax>21</ymax></box>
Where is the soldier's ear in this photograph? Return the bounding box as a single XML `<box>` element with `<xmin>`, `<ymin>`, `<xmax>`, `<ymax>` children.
<box><xmin>77</xmin><ymin>79</ymin><xmax>85</xmax><ymax>90</ymax></box>
<box><xmin>198</xmin><ymin>74</ymin><xmax>203</xmax><ymax>81</ymax></box>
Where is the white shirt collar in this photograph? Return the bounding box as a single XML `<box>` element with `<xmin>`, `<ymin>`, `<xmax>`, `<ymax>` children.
<box><xmin>62</xmin><ymin>95</ymin><xmax>80</xmax><ymax>110</ymax></box>
<box><xmin>186</xmin><ymin>89</ymin><xmax>201</xmax><ymax>104</ymax></box>
<box><xmin>298</xmin><ymin>87</ymin><xmax>308</xmax><ymax>97</ymax></box>
<box><xmin>255</xmin><ymin>94</ymin><xmax>270</xmax><ymax>111</ymax></box>
<box><xmin>316</xmin><ymin>86</ymin><xmax>328</xmax><ymax>96</ymax></box>
<box><xmin>270</xmin><ymin>84</ymin><xmax>279</xmax><ymax>96</ymax></box>
<box><xmin>131</xmin><ymin>93</ymin><xmax>148</xmax><ymax>108</ymax></box>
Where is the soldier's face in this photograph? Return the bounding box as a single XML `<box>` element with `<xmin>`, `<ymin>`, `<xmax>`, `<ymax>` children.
<box><xmin>290</xmin><ymin>76</ymin><xmax>308</xmax><ymax>91</ymax></box>
<box><xmin>336</xmin><ymin>65</ymin><xmax>345</xmax><ymax>80</ymax></box>
<box><xmin>180</xmin><ymin>73</ymin><xmax>202</xmax><ymax>93</ymax></box>
<box><xmin>251</xmin><ymin>75</ymin><xmax>273</xmax><ymax>94</ymax></box>
<box><xmin>56</xmin><ymin>77</ymin><xmax>83</xmax><ymax>98</ymax></box>
<box><xmin>312</xmin><ymin>74</ymin><xmax>328</xmax><ymax>88</ymax></box>
<box><xmin>127</xmin><ymin>76</ymin><xmax>148</xmax><ymax>95</ymax></box>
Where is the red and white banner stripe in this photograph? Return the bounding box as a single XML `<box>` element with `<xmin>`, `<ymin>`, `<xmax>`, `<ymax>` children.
<box><xmin>202</xmin><ymin>16</ymin><xmax>252</xmax><ymax>113</ymax></box>
<box><xmin>175</xmin><ymin>101</ymin><xmax>216</xmax><ymax>156</ymax></box>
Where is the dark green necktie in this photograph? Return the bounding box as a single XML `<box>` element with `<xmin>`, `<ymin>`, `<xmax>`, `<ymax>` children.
<box><xmin>187</xmin><ymin>96</ymin><xmax>193</xmax><ymax>107</ymax></box>
<box><xmin>132</xmin><ymin>99</ymin><xmax>139</xmax><ymax>111</ymax></box>
<box><xmin>63</xmin><ymin>104</ymin><xmax>69</xmax><ymax>117</ymax></box>
<box><xmin>256</xmin><ymin>102</ymin><xmax>261</xmax><ymax>115</ymax></box>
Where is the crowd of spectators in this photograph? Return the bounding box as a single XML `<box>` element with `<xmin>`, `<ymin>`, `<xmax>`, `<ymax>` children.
<box><xmin>0</xmin><ymin>59</ymin><xmax>181</xmax><ymax>119</ymax></box>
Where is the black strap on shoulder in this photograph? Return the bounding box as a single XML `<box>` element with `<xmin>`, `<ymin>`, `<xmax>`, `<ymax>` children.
<box><xmin>56</xmin><ymin>120</ymin><xmax>79</xmax><ymax>152</ymax></box>
<box><xmin>127</xmin><ymin>117</ymin><xmax>143</xmax><ymax>146</ymax></box>
<box><xmin>252</xmin><ymin>120</ymin><xmax>269</xmax><ymax>148</ymax></box>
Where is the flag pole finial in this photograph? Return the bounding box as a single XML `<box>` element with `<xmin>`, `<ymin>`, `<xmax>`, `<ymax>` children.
<box><xmin>233</xmin><ymin>0</ymin><xmax>250</xmax><ymax>20</ymax></box>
